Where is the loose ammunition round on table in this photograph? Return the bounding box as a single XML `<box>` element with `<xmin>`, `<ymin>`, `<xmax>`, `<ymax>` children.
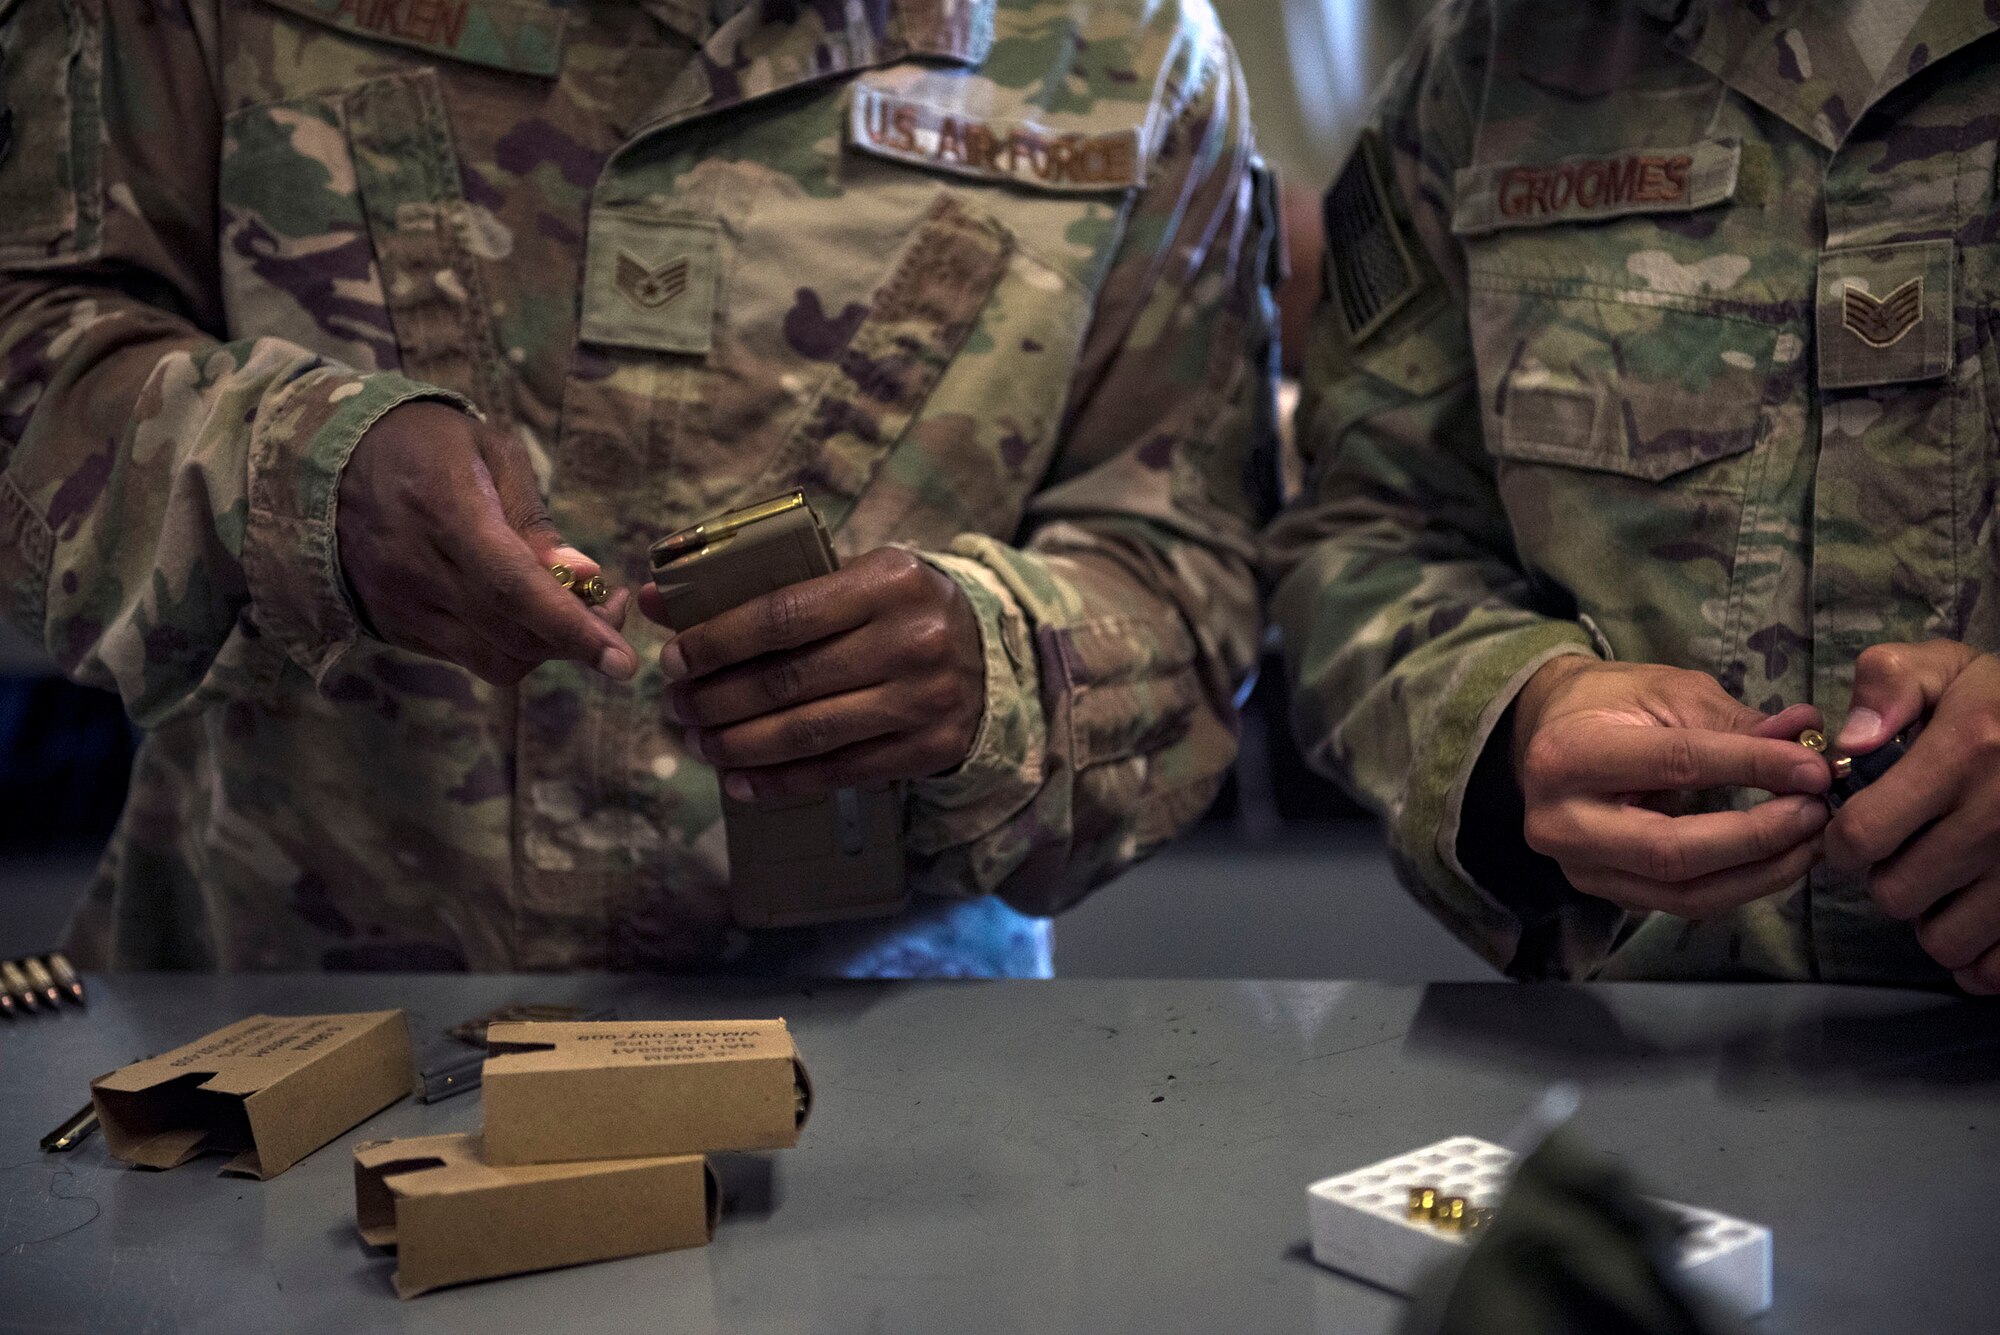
<box><xmin>1465</xmin><ymin>1205</ymin><xmax>1494</xmax><ymax>1232</ymax></box>
<box><xmin>40</xmin><ymin>1102</ymin><xmax>99</xmax><ymax>1153</ymax></box>
<box><xmin>45</xmin><ymin>952</ymin><xmax>85</xmax><ymax>1005</ymax></box>
<box><xmin>20</xmin><ymin>956</ymin><xmax>61</xmax><ymax>1008</ymax></box>
<box><xmin>0</xmin><ymin>960</ymin><xmax>40</xmax><ymax>1012</ymax></box>
<box><xmin>1435</xmin><ymin>1196</ymin><xmax>1469</xmax><ymax>1232</ymax></box>
<box><xmin>1408</xmin><ymin>1185</ymin><xmax>1440</xmax><ymax>1221</ymax></box>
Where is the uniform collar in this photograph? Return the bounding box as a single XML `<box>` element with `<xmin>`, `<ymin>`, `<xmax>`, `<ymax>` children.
<box><xmin>635</xmin><ymin>0</ymin><xmax>714</xmax><ymax>45</ymax></box>
<box><xmin>623</xmin><ymin>0</ymin><xmax>997</xmax><ymax>149</ymax></box>
<box><xmin>1671</xmin><ymin>0</ymin><xmax>2000</xmax><ymax>151</ymax></box>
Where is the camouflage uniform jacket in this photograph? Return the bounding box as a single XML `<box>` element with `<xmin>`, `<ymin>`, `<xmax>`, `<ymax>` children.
<box><xmin>1269</xmin><ymin>0</ymin><xmax>2000</xmax><ymax>984</ymax></box>
<box><xmin>0</xmin><ymin>0</ymin><xmax>1275</xmax><ymax>974</ymax></box>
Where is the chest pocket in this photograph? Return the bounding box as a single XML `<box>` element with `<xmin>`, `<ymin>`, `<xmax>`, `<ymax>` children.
<box><xmin>1470</xmin><ymin>279</ymin><xmax>1779</xmax><ymax>484</ymax></box>
<box><xmin>563</xmin><ymin>189</ymin><xmax>1015</xmax><ymax>542</ymax></box>
<box><xmin>218</xmin><ymin>68</ymin><xmax>510</xmax><ymax>423</ymax></box>
<box><xmin>1460</xmin><ymin>227</ymin><xmax>1795</xmax><ymax>667</ymax></box>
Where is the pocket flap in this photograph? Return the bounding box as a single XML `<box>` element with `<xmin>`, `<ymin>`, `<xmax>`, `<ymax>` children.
<box><xmin>578</xmin><ymin>214</ymin><xmax>722</xmax><ymax>357</ymax></box>
<box><xmin>748</xmin><ymin>193</ymin><xmax>1013</xmax><ymax>533</ymax></box>
<box><xmin>1484</xmin><ymin>297</ymin><xmax>1777</xmax><ymax>482</ymax></box>
<box><xmin>1816</xmin><ymin>239</ymin><xmax>1952</xmax><ymax>390</ymax></box>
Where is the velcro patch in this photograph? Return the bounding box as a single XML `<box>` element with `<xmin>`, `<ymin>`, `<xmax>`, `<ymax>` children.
<box><xmin>254</xmin><ymin>0</ymin><xmax>567</xmax><ymax>77</ymax></box>
<box><xmin>1322</xmin><ymin>132</ymin><xmax>1423</xmax><ymax>346</ymax></box>
<box><xmin>1451</xmin><ymin>139</ymin><xmax>1740</xmax><ymax>236</ymax></box>
<box><xmin>1816</xmin><ymin>239</ymin><xmax>1952</xmax><ymax>390</ymax></box>
<box><xmin>848</xmin><ymin>86</ymin><xmax>1145</xmax><ymax>194</ymax></box>
<box><xmin>579</xmin><ymin>214</ymin><xmax>720</xmax><ymax>356</ymax></box>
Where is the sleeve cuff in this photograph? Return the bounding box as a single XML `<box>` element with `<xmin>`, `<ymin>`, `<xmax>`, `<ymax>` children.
<box><xmin>241</xmin><ymin>366</ymin><xmax>471</xmax><ymax>686</ymax></box>
<box><xmin>1391</xmin><ymin>621</ymin><xmax>1600</xmax><ymax>968</ymax></box>
<box><xmin>904</xmin><ymin>545</ymin><xmax>1047</xmax><ymax>856</ymax></box>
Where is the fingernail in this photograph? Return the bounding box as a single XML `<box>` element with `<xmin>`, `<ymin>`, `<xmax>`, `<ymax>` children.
<box><xmin>663</xmin><ymin>690</ymin><xmax>686</xmax><ymax>725</ymax></box>
<box><xmin>552</xmin><ymin>545</ymin><xmax>592</xmax><ymax>569</ymax></box>
<box><xmin>660</xmin><ymin>639</ymin><xmax>687</xmax><ymax>683</ymax></box>
<box><xmin>1792</xmin><ymin>759</ymin><xmax>1827</xmax><ymax>790</ymax></box>
<box><xmin>597</xmin><ymin>645</ymin><xmax>635</xmax><ymax>681</ymax></box>
<box><xmin>1836</xmin><ymin>707</ymin><xmax>1882</xmax><ymax>750</ymax></box>
<box><xmin>684</xmin><ymin>727</ymin><xmax>707</xmax><ymax>761</ymax></box>
<box><xmin>724</xmin><ymin>774</ymin><xmax>754</xmax><ymax>802</ymax></box>
<box><xmin>1795</xmin><ymin>798</ymin><xmax>1829</xmax><ymax>832</ymax></box>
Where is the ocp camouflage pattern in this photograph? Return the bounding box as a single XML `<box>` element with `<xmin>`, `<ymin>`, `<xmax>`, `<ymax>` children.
<box><xmin>0</xmin><ymin>0</ymin><xmax>1275</xmax><ymax>974</ymax></box>
<box><xmin>1269</xmin><ymin>0</ymin><xmax>2000</xmax><ymax>985</ymax></box>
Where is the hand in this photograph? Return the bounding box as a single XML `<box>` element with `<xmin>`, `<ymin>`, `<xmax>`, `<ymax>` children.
<box><xmin>1511</xmin><ymin>658</ymin><xmax>1831</xmax><ymax>918</ymax></box>
<box><xmin>1824</xmin><ymin>641</ymin><xmax>2000</xmax><ymax>993</ymax></box>
<box><xmin>336</xmin><ymin>401</ymin><xmax>636</xmax><ymax>686</ymax></box>
<box><xmin>636</xmin><ymin>548</ymin><xmax>984</xmax><ymax>802</ymax></box>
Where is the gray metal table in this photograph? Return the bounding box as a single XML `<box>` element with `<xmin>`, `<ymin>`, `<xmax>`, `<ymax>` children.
<box><xmin>1</xmin><ymin>976</ymin><xmax>1994</xmax><ymax>1334</ymax></box>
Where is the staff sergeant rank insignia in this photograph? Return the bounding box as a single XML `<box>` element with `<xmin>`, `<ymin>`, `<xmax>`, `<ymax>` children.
<box><xmin>1842</xmin><ymin>276</ymin><xmax>1923</xmax><ymax>348</ymax></box>
<box><xmin>618</xmin><ymin>252</ymin><xmax>692</xmax><ymax>310</ymax></box>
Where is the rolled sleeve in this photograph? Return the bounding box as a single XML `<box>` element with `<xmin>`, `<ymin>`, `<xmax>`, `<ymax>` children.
<box><xmin>905</xmin><ymin>544</ymin><xmax>1047</xmax><ymax>859</ymax></box>
<box><xmin>243</xmin><ymin>366</ymin><xmax>469</xmax><ymax>685</ymax></box>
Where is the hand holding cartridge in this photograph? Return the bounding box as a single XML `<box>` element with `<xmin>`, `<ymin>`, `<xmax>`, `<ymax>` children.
<box><xmin>1822</xmin><ymin>641</ymin><xmax>2000</xmax><ymax>992</ymax></box>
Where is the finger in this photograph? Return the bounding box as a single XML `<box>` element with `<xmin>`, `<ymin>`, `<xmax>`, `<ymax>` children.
<box><xmin>1953</xmin><ymin>938</ymin><xmax>2000</xmax><ymax>996</ymax></box>
<box><xmin>686</xmin><ymin>684</ymin><xmax>910</xmax><ymax>771</ymax></box>
<box><xmin>1537</xmin><ymin>794</ymin><xmax>1828</xmax><ymax>884</ymax></box>
<box><xmin>634</xmin><ymin>581</ymin><xmax>669</xmax><ymax>627</ymax></box>
<box><xmin>589</xmin><ymin>586</ymin><xmax>631</xmax><ymax>632</ymax></box>
<box><xmin>545</xmin><ymin>543</ymin><xmax>602</xmax><ymax>581</ymax></box>
<box><xmin>1915</xmin><ymin>874</ymin><xmax>2000</xmax><ymax>971</ymax></box>
<box><xmin>722</xmin><ymin>733</ymin><xmax>939</xmax><ymax>804</ymax></box>
<box><xmin>1567</xmin><ymin>835</ymin><xmax>1823</xmax><ymax>920</ymax></box>
<box><xmin>662</xmin><ymin>549</ymin><xmax>937</xmax><ymax>683</ymax></box>
<box><xmin>449</xmin><ymin>506</ymin><xmax>637</xmax><ymax>680</ymax></box>
<box><xmin>1824</xmin><ymin>730</ymin><xmax>1960</xmax><ymax>874</ymax></box>
<box><xmin>1862</xmin><ymin>801</ymin><xmax>1998</xmax><ymax>920</ymax></box>
<box><xmin>662</xmin><ymin>567</ymin><xmax>878</xmax><ymax>683</ymax></box>
<box><xmin>668</xmin><ymin>627</ymin><xmax>889</xmax><ymax>727</ymax></box>
<box><xmin>1746</xmin><ymin>703</ymin><xmax>1826</xmax><ymax>742</ymax></box>
<box><xmin>1838</xmin><ymin>641</ymin><xmax>1977</xmax><ymax>752</ymax></box>
<box><xmin>404</xmin><ymin>619</ymin><xmax>537</xmax><ymax>688</ymax></box>
<box><xmin>1542</xmin><ymin>726</ymin><xmax>1830</xmax><ymax>798</ymax></box>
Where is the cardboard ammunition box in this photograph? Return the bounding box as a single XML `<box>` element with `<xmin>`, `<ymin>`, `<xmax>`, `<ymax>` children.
<box><xmin>482</xmin><ymin>1019</ymin><xmax>811</xmax><ymax>1164</ymax></box>
<box><xmin>354</xmin><ymin>1133</ymin><xmax>717</xmax><ymax>1299</ymax></box>
<box><xmin>91</xmin><ymin>1011</ymin><xmax>415</xmax><ymax>1179</ymax></box>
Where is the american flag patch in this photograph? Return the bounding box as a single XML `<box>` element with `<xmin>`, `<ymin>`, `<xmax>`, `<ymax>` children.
<box><xmin>1322</xmin><ymin>132</ymin><xmax>1423</xmax><ymax>346</ymax></box>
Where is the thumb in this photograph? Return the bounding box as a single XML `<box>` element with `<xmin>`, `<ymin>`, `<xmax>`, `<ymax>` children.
<box><xmin>469</xmin><ymin>425</ymin><xmax>615</xmax><ymax>609</ymax></box>
<box><xmin>462</xmin><ymin>434</ymin><xmax>636</xmax><ymax>682</ymax></box>
<box><xmin>1838</xmin><ymin>642</ymin><xmax>1973</xmax><ymax>752</ymax></box>
<box><xmin>1665</xmin><ymin>672</ymin><xmax>1772</xmax><ymax>735</ymax></box>
<box><xmin>1745</xmin><ymin>701</ymin><xmax>1825</xmax><ymax>742</ymax></box>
